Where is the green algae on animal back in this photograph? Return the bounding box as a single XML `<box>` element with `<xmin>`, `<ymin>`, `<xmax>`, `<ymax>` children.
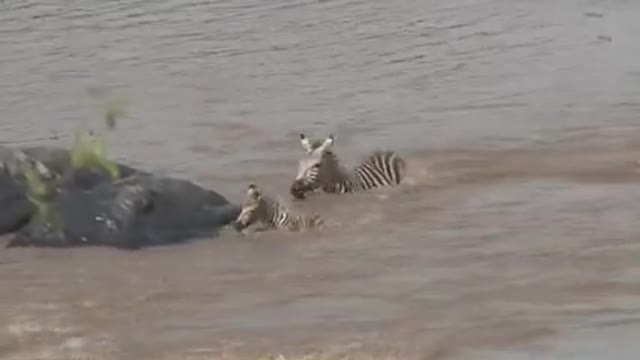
<box><xmin>70</xmin><ymin>130</ymin><xmax>120</xmax><ymax>180</ymax></box>
<box><xmin>23</xmin><ymin>165</ymin><xmax>50</xmax><ymax>218</ymax></box>
<box><xmin>23</xmin><ymin>165</ymin><xmax>48</xmax><ymax>198</ymax></box>
<box><xmin>22</xmin><ymin>164</ymin><xmax>62</xmax><ymax>233</ymax></box>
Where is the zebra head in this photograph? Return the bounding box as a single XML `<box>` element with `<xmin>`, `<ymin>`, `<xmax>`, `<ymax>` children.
<box><xmin>232</xmin><ymin>183</ymin><xmax>263</xmax><ymax>231</ymax></box>
<box><xmin>290</xmin><ymin>133</ymin><xmax>335</xmax><ymax>199</ymax></box>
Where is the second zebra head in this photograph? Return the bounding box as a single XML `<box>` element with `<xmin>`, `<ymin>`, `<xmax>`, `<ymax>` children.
<box><xmin>233</xmin><ymin>183</ymin><xmax>323</xmax><ymax>232</ymax></box>
<box><xmin>289</xmin><ymin>133</ymin><xmax>406</xmax><ymax>200</ymax></box>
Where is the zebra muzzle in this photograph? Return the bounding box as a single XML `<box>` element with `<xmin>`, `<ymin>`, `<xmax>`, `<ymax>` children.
<box><xmin>290</xmin><ymin>181</ymin><xmax>310</xmax><ymax>199</ymax></box>
<box><xmin>231</xmin><ymin>220</ymin><xmax>248</xmax><ymax>232</ymax></box>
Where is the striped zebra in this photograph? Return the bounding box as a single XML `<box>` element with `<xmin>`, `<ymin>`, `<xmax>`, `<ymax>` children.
<box><xmin>232</xmin><ymin>184</ymin><xmax>323</xmax><ymax>232</ymax></box>
<box><xmin>289</xmin><ymin>133</ymin><xmax>406</xmax><ymax>199</ymax></box>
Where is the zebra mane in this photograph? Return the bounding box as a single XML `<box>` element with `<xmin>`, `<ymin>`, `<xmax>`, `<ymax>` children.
<box><xmin>320</xmin><ymin>150</ymin><xmax>359</xmax><ymax>183</ymax></box>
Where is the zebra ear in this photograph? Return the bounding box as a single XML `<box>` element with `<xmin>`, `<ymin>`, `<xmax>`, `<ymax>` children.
<box><xmin>300</xmin><ymin>133</ymin><xmax>313</xmax><ymax>152</ymax></box>
<box><xmin>318</xmin><ymin>134</ymin><xmax>334</xmax><ymax>152</ymax></box>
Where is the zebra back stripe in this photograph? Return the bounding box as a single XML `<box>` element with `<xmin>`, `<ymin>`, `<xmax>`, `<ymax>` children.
<box><xmin>352</xmin><ymin>151</ymin><xmax>405</xmax><ymax>191</ymax></box>
<box><xmin>260</xmin><ymin>196</ymin><xmax>322</xmax><ymax>231</ymax></box>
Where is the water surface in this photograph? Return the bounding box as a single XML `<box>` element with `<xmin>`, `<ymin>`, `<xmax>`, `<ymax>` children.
<box><xmin>1</xmin><ymin>0</ymin><xmax>640</xmax><ymax>358</ymax></box>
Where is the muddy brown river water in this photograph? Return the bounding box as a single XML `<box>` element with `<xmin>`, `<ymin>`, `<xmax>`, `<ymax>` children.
<box><xmin>2</xmin><ymin>0</ymin><xmax>640</xmax><ymax>359</ymax></box>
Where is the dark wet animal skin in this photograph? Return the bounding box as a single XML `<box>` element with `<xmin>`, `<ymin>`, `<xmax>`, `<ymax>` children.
<box><xmin>1</xmin><ymin>145</ymin><xmax>240</xmax><ymax>249</ymax></box>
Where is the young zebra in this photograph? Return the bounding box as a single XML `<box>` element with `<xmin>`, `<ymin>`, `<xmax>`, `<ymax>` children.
<box><xmin>290</xmin><ymin>133</ymin><xmax>406</xmax><ymax>199</ymax></box>
<box><xmin>232</xmin><ymin>184</ymin><xmax>323</xmax><ymax>232</ymax></box>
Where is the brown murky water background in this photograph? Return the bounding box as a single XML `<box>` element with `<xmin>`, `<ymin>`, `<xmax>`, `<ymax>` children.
<box><xmin>2</xmin><ymin>0</ymin><xmax>640</xmax><ymax>358</ymax></box>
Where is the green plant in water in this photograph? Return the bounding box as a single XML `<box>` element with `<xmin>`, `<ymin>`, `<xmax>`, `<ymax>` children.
<box><xmin>68</xmin><ymin>94</ymin><xmax>129</xmax><ymax>179</ymax></box>
<box><xmin>23</xmin><ymin>165</ymin><xmax>61</xmax><ymax>233</ymax></box>
<box><xmin>23</xmin><ymin>165</ymin><xmax>48</xmax><ymax>199</ymax></box>
<box><xmin>70</xmin><ymin>130</ymin><xmax>120</xmax><ymax>180</ymax></box>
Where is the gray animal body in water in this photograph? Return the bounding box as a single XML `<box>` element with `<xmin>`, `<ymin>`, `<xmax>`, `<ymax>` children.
<box><xmin>0</xmin><ymin>145</ymin><xmax>239</xmax><ymax>249</ymax></box>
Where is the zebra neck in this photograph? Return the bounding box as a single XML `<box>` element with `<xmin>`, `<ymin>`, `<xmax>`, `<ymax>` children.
<box><xmin>322</xmin><ymin>154</ymin><xmax>360</xmax><ymax>193</ymax></box>
<box><xmin>263</xmin><ymin>197</ymin><xmax>291</xmax><ymax>227</ymax></box>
